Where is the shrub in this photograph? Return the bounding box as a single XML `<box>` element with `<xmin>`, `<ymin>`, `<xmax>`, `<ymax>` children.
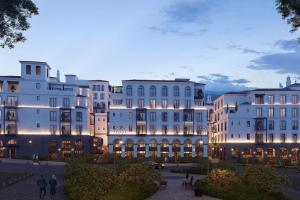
<box><xmin>65</xmin><ymin>165</ymin><xmax>118</xmax><ymax>200</ymax></box>
<box><xmin>242</xmin><ymin>165</ymin><xmax>288</xmax><ymax>194</ymax></box>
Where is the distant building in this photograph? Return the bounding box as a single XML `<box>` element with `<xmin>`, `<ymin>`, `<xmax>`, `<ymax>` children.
<box><xmin>210</xmin><ymin>84</ymin><xmax>300</xmax><ymax>164</ymax></box>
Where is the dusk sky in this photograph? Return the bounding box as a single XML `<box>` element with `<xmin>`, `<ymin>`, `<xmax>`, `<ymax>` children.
<box><xmin>0</xmin><ymin>0</ymin><xmax>299</xmax><ymax>92</ymax></box>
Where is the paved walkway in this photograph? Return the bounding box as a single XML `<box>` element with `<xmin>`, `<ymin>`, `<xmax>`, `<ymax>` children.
<box><xmin>0</xmin><ymin>163</ymin><xmax>66</xmax><ymax>200</ymax></box>
<box><xmin>147</xmin><ymin>171</ymin><xmax>219</xmax><ymax>200</ymax></box>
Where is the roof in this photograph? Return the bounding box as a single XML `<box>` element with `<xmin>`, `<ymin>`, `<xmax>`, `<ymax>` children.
<box><xmin>89</xmin><ymin>80</ymin><xmax>109</xmax><ymax>82</ymax></box>
<box><xmin>0</xmin><ymin>76</ymin><xmax>21</xmax><ymax>79</ymax></box>
<box><xmin>19</xmin><ymin>61</ymin><xmax>51</xmax><ymax>69</ymax></box>
<box><xmin>123</xmin><ymin>79</ymin><xmax>205</xmax><ymax>85</ymax></box>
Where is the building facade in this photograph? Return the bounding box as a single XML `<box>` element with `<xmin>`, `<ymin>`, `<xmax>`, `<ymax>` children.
<box><xmin>0</xmin><ymin>61</ymin><xmax>94</xmax><ymax>159</ymax></box>
<box><xmin>210</xmin><ymin>83</ymin><xmax>300</xmax><ymax>164</ymax></box>
<box><xmin>108</xmin><ymin>79</ymin><xmax>209</xmax><ymax>160</ymax></box>
<box><xmin>89</xmin><ymin>80</ymin><xmax>110</xmax><ymax>149</ymax></box>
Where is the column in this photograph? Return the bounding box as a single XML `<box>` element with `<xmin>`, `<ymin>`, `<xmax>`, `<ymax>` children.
<box><xmin>109</xmin><ymin>144</ymin><xmax>114</xmax><ymax>154</ymax></box>
<box><xmin>180</xmin><ymin>144</ymin><xmax>184</xmax><ymax>158</ymax></box>
<box><xmin>145</xmin><ymin>144</ymin><xmax>149</xmax><ymax>158</ymax></box>
<box><xmin>133</xmin><ymin>144</ymin><xmax>137</xmax><ymax>158</ymax></box>
<box><xmin>168</xmin><ymin>145</ymin><xmax>172</xmax><ymax>158</ymax></box>
<box><xmin>157</xmin><ymin>144</ymin><xmax>161</xmax><ymax>158</ymax></box>
<box><xmin>203</xmin><ymin>144</ymin><xmax>208</xmax><ymax>158</ymax></box>
<box><xmin>192</xmin><ymin>144</ymin><xmax>196</xmax><ymax>158</ymax></box>
<box><xmin>121</xmin><ymin>144</ymin><xmax>125</xmax><ymax>158</ymax></box>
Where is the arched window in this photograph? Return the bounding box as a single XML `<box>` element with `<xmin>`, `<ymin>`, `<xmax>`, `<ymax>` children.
<box><xmin>150</xmin><ymin>86</ymin><xmax>156</xmax><ymax>97</ymax></box>
<box><xmin>185</xmin><ymin>86</ymin><xmax>191</xmax><ymax>97</ymax></box>
<box><xmin>162</xmin><ymin>86</ymin><xmax>168</xmax><ymax>97</ymax></box>
<box><xmin>138</xmin><ymin>85</ymin><xmax>144</xmax><ymax>97</ymax></box>
<box><xmin>173</xmin><ymin>86</ymin><xmax>180</xmax><ymax>97</ymax></box>
<box><xmin>126</xmin><ymin>85</ymin><xmax>132</xmax><ymax>96</ymax></box>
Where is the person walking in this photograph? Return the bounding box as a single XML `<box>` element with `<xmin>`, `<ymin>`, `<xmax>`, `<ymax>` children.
<box><xmin>37</xmin><ymin>175</ymin><xmax>47</xmax><ymax>199</ymax></box>
<box><xmin>49</xmin><ymin>174</ymin><xmax>57</xmax><ymax>200</ymax></box>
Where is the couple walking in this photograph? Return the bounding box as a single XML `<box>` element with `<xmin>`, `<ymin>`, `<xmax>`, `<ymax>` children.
<box><xmin>37</xmin><ymin>175</ymin><xmax>57</xmax><ymax>199</ymax></box>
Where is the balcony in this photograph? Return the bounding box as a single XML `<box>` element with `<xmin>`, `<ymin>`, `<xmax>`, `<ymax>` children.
<box><xmin>255</xmin><ymin>134</ymin><xmax>264</xmax><ymax>144</ymax></box>
<box><xmin>184</xmin><ymin>147</ymin><xmax>192</xmax><ymax>152</ymax></box>
<box><xmin>60</xmin><ymin>125</ymin><xmax>71</xmax><ymax>137</ymax></box>
<box><xmin>149</xmin><ymin>147</ymin><xmax>157</xmax><ymax>151</ymax></box>
<box><xmin>5</xmin><ymin>111</ymin><xmax>17</xmax><ymax>121</ymax></box>
<box><xmin>172</xmin><ymin>147</ymin><xmax>181</xmax><ymax>152</ymax></box>
<box><xmin>6</xmin><ymin>125</ymin><xmax>17</xmax><ymax>136</ymax></box>
<box><xmin>137</xmin><ymin>146</ymin><xmax>145</xmax><ymax>151</ymax></box>
<box><xmin>255</xmin><ymin>118</ymin><xmax>267</xmax><ymax>131</ymax></box>
<box><xmin>161</xmin><ymin>147</ymin><xmax>169</xmax><ymax>152</ymax></box>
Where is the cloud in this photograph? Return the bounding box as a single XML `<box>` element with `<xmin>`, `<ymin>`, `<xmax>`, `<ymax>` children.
<box><xmin>248</xmin><ymin>40</ymin><xmax>300</xmax><ymax>75</ymax></box>
<box><xmin>147</xmin><ymin>0</ymin><xmax>213</xmax><ymax>36</ymax></box>
<box><xmin>227</xmin><ymin>43</ymin><xmax>263</xmax><ymax>54</ymax></box>
<box><xmin>163</xmin><ymin>0</ymin><xmax>213</xmax><ymax>25</ymax></box>
<box><xmin>197</xmin><ymin>74</ymin><xmax>253</xmax><ymax>92</ymax></box>
<box><xmin>146</xmin><ymin>26</ymin><xmax>207</xmax><ymax>36</ymax></box>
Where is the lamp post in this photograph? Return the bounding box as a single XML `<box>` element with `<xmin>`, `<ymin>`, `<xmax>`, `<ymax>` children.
<box><xmin>57</xmin><ymin>148</ymin><xmax>61</xmax><ymax>161</ymax></box>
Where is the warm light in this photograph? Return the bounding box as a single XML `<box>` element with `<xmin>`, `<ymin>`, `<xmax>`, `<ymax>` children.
<box><xmin>28</xmin><ymin>140</ymin><xmax>32</xmax><ymax>144</ymax></box>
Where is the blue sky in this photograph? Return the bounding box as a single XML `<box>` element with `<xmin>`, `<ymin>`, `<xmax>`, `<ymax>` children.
<box><xmin>0</xmin><ymin>0</ymin><xmax>299</xmax><ymax>91</ymax></box>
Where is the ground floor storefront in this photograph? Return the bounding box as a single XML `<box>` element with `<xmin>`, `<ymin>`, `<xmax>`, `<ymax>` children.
<box><xmin>108</xmin><ymin>135</ymin><xmax>208</xmax><ymax>161</ymax></box>
<box><xmin>0</xmin><ymin>135</ymin><xmax>101</xmax><ymax>160</ymax></box>
<box><xmin>209</xmin><ymin>143</ymin><xmax>300</xmax><ymax>165</ymax></box>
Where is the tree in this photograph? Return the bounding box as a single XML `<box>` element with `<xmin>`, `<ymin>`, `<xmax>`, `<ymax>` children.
<box><xmin>0</xmin><ymin>0</ymin><xmax>38</xmax><ymax>48</ymax></box>
<box><xmin>276</xmin><ymin>0</ymin><xmax>300</xmax><ymax>32</ymax></box>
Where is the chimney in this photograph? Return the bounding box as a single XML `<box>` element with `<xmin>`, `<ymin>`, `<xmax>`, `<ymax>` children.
<box><xmin>56</xmin><ymin>70</ymin><xmax>60</xmax><ymax>82</ymax></box>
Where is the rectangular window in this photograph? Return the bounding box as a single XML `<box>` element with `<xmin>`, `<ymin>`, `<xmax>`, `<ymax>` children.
<box><xmin>292</xmin><ymin>108</ymin><xmax>299</xmax><ymax>118</ymax></box>
<box><xmin>126</xmin><ymin>99</ymin><xmax>132</xmax><ymax>108</ymax></box>
<box><xmin>268</xmin><ymin>120</ymin><xmax>274</xmax><ymax>130</ymax></box>
<box><xmin>150</xmin><ymin>99</ymin><xmax>156</xmax><ymax>109</ymax></box>
<box><xmin>162</xmin><ymin>125</ymin><xmax>168</xmax><ymax>134</ymax></box>
<box><xmin>255</xmin><ymin>94</ymin><xmax>264</xmax><ymax>104</ymax></box>
<box><xmin>247</xmin><ymin>133</ymin><xmax>250</xmax><ymax>140</ymax></box>
<box><xmin>162</xmin><ymin>112</ymin><xmax>168</xmax><ymax>122</ymax></box>
<box><xmin>49</xmin><ymin>97</ymin><xmax>57</xmax><ymax>107</ymax></box>
<box><xmin>26</xmin><ymin>65</ymin><xmax>31</xmax><ymax>75</ymax></box>
<box><xmin>174</xmin><ymin>112</ymin><xmax>180</xmax><ymax>122</ymax></box>
<box><xmin>280</xmin><ymin>108</ymin><xmax>286</xmax><ymax>117</ymax></box>
<box><xmin>173</xmin><ymin>99</ymin><xmax>180</xmax><ymax>109</ymax></box>
<box><xmin>150</xmin><ymin>112</ymin><xmax>156</xmax><ymax>122</ymax></box>
<box><xmin>280</xmin><ymin>120</ymin><xmax>287</xmax><ymax>130</ymax></box>
<box><xmin>50</xmin><ymin>111</ymin><xmax>57</xmax><ymax>121</ymax></box>
<box><xmin>268</xmin><ymin>95</ymin><xmax>274</xmax><ymax>104</ymax></box>
<box><xmin>36</xmin><ymin>96</ymin><xmax>40</xmax><ymax>101</ymax></box>
<box><xmin>63</xmin><ymin>98</ymin><xmax>70</xmax><ymax>107</ymax></box>
<box><xmin>185</xmin><ymin>99</ymin><xmax>191</xmax><ymax>109</ymax></box>
<box><xmin>50</xmin><ymin>125</ymin><xmax>57</xmax><ymax>135</ymax></box>
<box><xmin>280</xmin><ymin>95</ymin><xmax>286</xmax><ymax>104</ymax></box>
<box><xmin>162</xmin><ymin>99</ymin><xmax>168</xmax><ymax>109</ymax></box>
<box><xmin>100</xmin><ymin>93</ymin><xmax>105</xmax><ymax>100</ymax></box>
<box><xmin>292</xmin><ymin>120</ymin><xmax>298</xmax><ymax>130</ymax></box>
<box><xmin>256</xmin><ymin>108</ymin><xmax>263</xmax><ymax>117</ymax></box>
<box><xmin>268</xmin><ymin>107</ymin><xmax>274</xmax><ymax>117</ymax></box>
<box><xmin>76</xmin><ymin>125</ymin><xmax>82</xmax><ymax>135</ymax></box>
<box><xmin>280</xmin><ymin>134</ymin><xmax>286</xmax><ymax>143</ymax></box>
<box><xmin>36</xmin><ymin>83</ymin><xmax>41</xmax><ymax>89</ymax></box>
<box><xmin>196</xmin><ymin>112</ymin><xmax>203</xmax><ymax>122</ymax></box>
<box><xmin>36</xmin><ymin>66</ymin><xmax>41</xmax><ymax>75</ymax></box>
<box><xmin>292</xmin><ymin>95</ymin><xmax>299</xmax><ymax>104</ymax></box>
<box><xmin>76</xmin><ymin>112</ymin><xmax>82</xmax><ymax>122</ymax></box>
<box><xmin>150</xmin><ymin>125</ymin><xmax>156</xmax><ymax>134</ymax></box>
<box><xmin>93</xmin><ymin>93</ymin><xmax>97</xmax><ymax>100</ymax></box>
<box><xmin>292</xmin><ymin>134</ymin><xmax>298</xmax><ymax>143</ymax></box>
<box><xmin>138</xmin><ymin>99</ymin><xmax>144</xmax><ymax>108</ymax></box>
<box><xmin>268</xmin><ymin>133</ymin><xmax>274</xmax><ymax>143</ymax></box>
<box><xmin>247</xmin><ymin>121</ymin><xmax>251</xmax><ymax>127</ymax></box>
<box><xmin>174</xmin><ymin>125</ymin><xmax>180</xmax><ymax>134</ymax></box>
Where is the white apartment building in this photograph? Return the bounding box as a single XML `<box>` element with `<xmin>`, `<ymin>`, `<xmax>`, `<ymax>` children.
<box><xmin>0</xmin><ymin>61</ymin><xmax>95</xmax><ymax>159</ymax></box>
<box><xmin>108</xmin><ymin>79</ymin><xmax>209</xmax><ymax>161</ymax></box>
<box><xmin>89</xmin><ymin>80</ymin><xmax>110</xmax><ymax>149</ymax></box>
<box><xmin>210</xmin><ymin>82</ymin><xmax>300</xmax><ymax>164</ymax></box>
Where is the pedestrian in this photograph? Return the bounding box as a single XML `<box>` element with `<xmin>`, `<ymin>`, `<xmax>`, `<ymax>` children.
<box><xmin>37</xmin><ymin>175</ymin><xmax>47</xmax><ymax>199</ymax></box>
<box><xmin>49</xmin><ymin>174</ymin><xmax>57</xmax><ymax>200</ymax></box>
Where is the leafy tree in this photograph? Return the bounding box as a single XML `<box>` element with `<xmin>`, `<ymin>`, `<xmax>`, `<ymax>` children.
<box><xmin>0</xmin><ymin>0</ymin><xmax>38</xmax><ymax>48</ymax></box>
<box><xmin>276</xmin><ymin>0</ymin><xmax>300</xmax><ymax>32</ymax></box>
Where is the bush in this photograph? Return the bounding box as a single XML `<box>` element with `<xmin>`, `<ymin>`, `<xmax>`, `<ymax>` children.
<box><xmin>242</xmin><ymin>165</ymin><xmax>288</xmax><ymax>194</ymax></box>
<box><xmin>65</xmin><ymin>165</ymin><xmax>118</xmax><ymax>200</ymax></box>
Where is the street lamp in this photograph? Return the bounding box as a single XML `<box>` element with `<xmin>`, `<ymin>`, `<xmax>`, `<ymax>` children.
<box><xmin>57</xmin><ymin>148</ymin><xmax>61</xmax><ymax>161</ymax></box>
